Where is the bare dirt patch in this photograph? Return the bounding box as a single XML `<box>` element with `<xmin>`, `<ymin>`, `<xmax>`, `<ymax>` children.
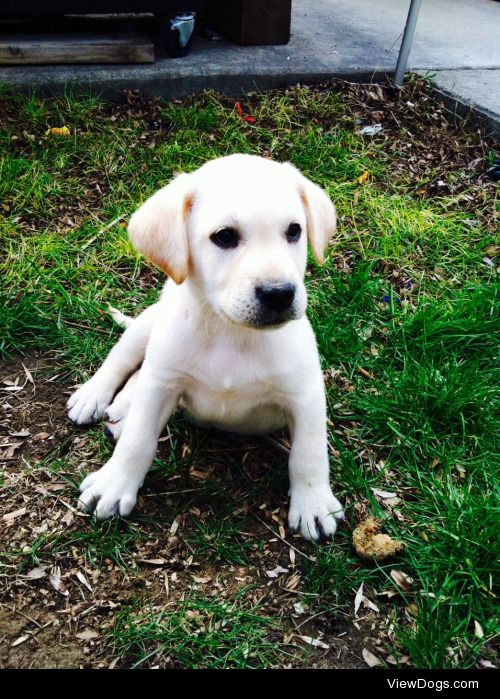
<box><xmin>0</xmin><ymin>353</ymin><xmax>373</xmax><ymax>669</ymax></box>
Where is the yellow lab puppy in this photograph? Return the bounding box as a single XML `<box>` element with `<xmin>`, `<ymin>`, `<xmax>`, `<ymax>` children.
<box><xmin>67</xmin><ymin>154</ymin><xmax>344</xmax><ymax>541</ymax></box>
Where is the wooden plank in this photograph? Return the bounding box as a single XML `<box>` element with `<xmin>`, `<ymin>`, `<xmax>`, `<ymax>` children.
<box><xmin>0</xmin><ymin>33</ymin><xmax>154</xmax><ymax>64</ymax></box>
<box><xmin>0</xmin><ymin>2</ymin><xmax>175</xmax><ymax>16</ymax></box>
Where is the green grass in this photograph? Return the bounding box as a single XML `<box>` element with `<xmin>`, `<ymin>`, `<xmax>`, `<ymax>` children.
<box><xmin>184</xmin><ymin>516</ymin><xmax>254</xmax><ymax>565</ymax></box>
<box><xmin>110</xmin><ymin>588</ymin><xmax>285</xmax><ymax>669</ymax></box>
<box><xmin>21</xmin><ymin>517</ymin><xmax>145</xmax><ymax>571</ymax></box>
<box><xmin>0</xmin><ymin>82</ymin><xmax>498</xmax><ymax>669</ymax></box>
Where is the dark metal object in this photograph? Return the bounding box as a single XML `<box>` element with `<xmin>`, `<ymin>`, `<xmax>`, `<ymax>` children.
<box><xmin>486</xmin><ymin>159</ymin><xmax>500</xmax><ymax>182</ymax></box>
<box><xmin>165</xmin><ymin>12</ymin><xmax>195</xmax><ymax>57</ymax></box>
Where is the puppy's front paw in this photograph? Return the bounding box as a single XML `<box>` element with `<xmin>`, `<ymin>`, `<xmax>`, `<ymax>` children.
<box><xmin>67</xmin><ymin>378</ymin><xmax>115</xmax><ymax>425</ymax></box>
<box><xmin>78</xmin><ymin>461</ymin><xmax>140</xmax><ymax>519</ymax></box>
<box><xmin>288</xmin><ymin>485</ymin><xmax>344</xmax><ymax>542</ymax></box>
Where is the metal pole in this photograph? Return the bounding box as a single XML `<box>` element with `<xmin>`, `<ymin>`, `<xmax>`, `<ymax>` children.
<box><xmin>394</xmin><ymin>0</ymin><xmax>423</xmax><ymax>87</ymax></box>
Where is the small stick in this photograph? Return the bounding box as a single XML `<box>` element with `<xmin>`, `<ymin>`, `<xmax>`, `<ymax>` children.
<box><xmin>261</xmin><ymin>434</ymin><xmax>290</xmax><ymax>455</ymax></box>
<box><xmin>62</xmin><ymin>319</ymin><xmax>111</xmax><ymax>335</ymax></box>
<box><xmin>250</xmin><ymin>511</ymin><xmax>315</xmax><ymax>562</ymax></box>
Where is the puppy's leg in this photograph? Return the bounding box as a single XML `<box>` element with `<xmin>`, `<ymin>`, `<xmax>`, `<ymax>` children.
<box><xmin>78</xmin><ymin>363</ymin><xmax>179</xmax><ymax>519</ymax></box>
<box><xmin>287</xmin><ymin>381</ymin><xmax>344</xmax><ymax>542</ymax></box>
<box><xmin>67</xmin><ymin>302</ymin><xmax>159</xmax><ymax>425</ymax></box>
<box><xmin>103</xmin><ymin>370</ymin><xmax>140</xmax><ymax>442</ymax></box>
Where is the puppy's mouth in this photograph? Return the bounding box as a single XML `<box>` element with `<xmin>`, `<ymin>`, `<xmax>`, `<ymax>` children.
<box><xmin>253</xmin><ymin>309</ymin><xmax>296</xmax><ymax>328</ymax></box>
<box><xmin>220</xmin><ymin>307</ymin><xmax>298</xmax><ymax>329</ymax></box>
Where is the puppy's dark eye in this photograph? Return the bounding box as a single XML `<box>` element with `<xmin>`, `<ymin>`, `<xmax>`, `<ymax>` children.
<box><xmin>286</xmin><ymin>223</ymin><xmax>302</xmax><ymax>243</ymax></box>
<box><xmin>210</xmin><ymin>227</ymin><xmax>240</xmax><ymax>249</ymax></box>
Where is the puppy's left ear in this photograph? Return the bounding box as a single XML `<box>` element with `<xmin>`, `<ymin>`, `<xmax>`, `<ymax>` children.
<box><xmin>295</xmin><ymin>171</ymin><xmax>337</xmax><ymax>265</ymax></box>
<box><xmin>128</xmin><ymin>173</ymin><xmax>194</xmax><ymax>284</ymax></box>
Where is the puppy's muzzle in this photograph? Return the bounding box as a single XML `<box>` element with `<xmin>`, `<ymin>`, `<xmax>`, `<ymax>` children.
<box><xmin>254</xmin><ymin>282</ymin><xmax>296</xmax><ymax>326</ymax></box>
<box><xmin>256</xmin><ymin>283</ymin><xmax>296</xmax><ymax>312</ymax></box>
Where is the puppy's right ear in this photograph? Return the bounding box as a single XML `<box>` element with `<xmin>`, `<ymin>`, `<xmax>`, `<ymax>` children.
<box><xmin>128</xmin><ymin>173</ymin><xmax>194</xmax><ymax>284</ymax></box>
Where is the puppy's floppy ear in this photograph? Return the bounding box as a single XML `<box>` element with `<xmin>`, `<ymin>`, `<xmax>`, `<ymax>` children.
<box><xmin>128</xmin><ymin>173</ymin><xmax>194</xmax><ymax>284</ymax></box>
<box><xmin>295</xmin><ymin>171</ymin><xmax>337</xmax><ymax>265</ymax></box>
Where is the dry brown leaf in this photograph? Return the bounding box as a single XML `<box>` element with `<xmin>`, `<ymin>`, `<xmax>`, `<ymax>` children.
<box><xmin>362</xmin><ymin>648</ymin><xmax>382</xmax><ymax>667</ymax></box>
<box><xmin>3</xmin><ymin>442</ymin><xmax>23</xmax><ymax>459</ymax></box>
<box><xmin>47</xmin><ymin>483</ymin><xmax>66</xmax><ymax>492</ymax></box>
<box><xmin>24</xmin><ymin>567</ymin><xmax>47</xmax><ymax>580</ymax></box>
<box><xmin>284</xmin><ymin>572</ymin><xmax>301</xmax><ymax>591</ymax></box>
<box><xmin>11</xmin><ymin>635</ymin><xmax>30</xmax><ymax>647</ymax></box>
<box><xmin>406</xmin><ymin>603</ymin><xmax>418</xmax><ymax>617</ymax></box>
<box><xmin>299</xmin><ymin>636</ymin><xmax>330</xmax><ymax>650</ymax></box>
<box><xmin>50</xmin><ymin>568</ymin><xmax>69</xmax><ymax>596</ymax></box>
<box><xmin>357</xmin><ymin>366</ymin><xmax>374</xmax><ymax>379</ymax></box>
<box><xmin>62</xmin><ymin>510</ymin><xmax>74</xmax><ymax>527</ymax></box>
<box><xmin>382</xmin><ymin>497</ymin><xmax>403</xmax><ymax>510</ymax></box>
<box><xmin>293</xmin><ymin>602</ymin><xmax>307</xmax><ymax>615</ymax></box>
<box><xmin>354</xmin><ymin>581</ymin><xmax>380</xmax><ymax>615</ymax></box>
<box><xmin>189</xmin><ymin>469</ymin><xmax>209</xmax><ymax>480</ymax></box>
<box><xmin>21</xmin><ymin>363</ymin><xmax>34</xmax><ymax>384</ymax></box>
<box><xmin>371</xmin><ymin>488</ymin><xmax>397</xmax><ymax>499</ymax></box>
<box><xmin>474</xmin><ymin>620</ymin><xmax>484</xmax><ymax>638</ymax></box>
<box><xmin>390</xmin><ymin>569</ymin><xmax>414</xmax><ymax>591</ymax></box>
<box><xmin>386</xmin><ymin>654</ymin><xmax>410</xmax><ymax>665</ymax></box>
<box><xmin>76</xmin><ymin>571</ymin><xmax>93</xmax><ymax>593</ymax></box>
<box><xmin>354</xmin><ymin>582</ymin><xmax>364</xmax><ymax>616</ymax></box>
<box><xmin>76</xmin><ymin>629</ymin><xmax>100</xmax><ymax>642</ymax></box>
<box><xmin>33</xmin><ymin>432</ymin><xmax>50</xmax><ymax>442</ymax></box>
<box><xmin>364</xmin><ymin>598</ymin><xmax>380</xmax><ymax>614</ymax></box>
<box><xmin>3</xmin><ymin>506</ymin><xmax>26</xmax><ymax>523</ymax></box>
<box><xmin>266</xmin><ymin>565</ymin><xmax>288</xmax><ymax>579</ymax></box>
<box><xmin>11</xmin><ymin>429</ymin><xmax>30</xmax><ymax>437</ymax></box>
<box><xmin>392</xmin><ymin>508</ymin><xmax>406</xmax><ymax>522</ymax></box>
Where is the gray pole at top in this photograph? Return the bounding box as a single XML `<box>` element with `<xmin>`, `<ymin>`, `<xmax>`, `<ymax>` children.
<box><xmin>394</xmin><ymin>0</ymin><xmax>424</xmax><ymax>87</ymax></box>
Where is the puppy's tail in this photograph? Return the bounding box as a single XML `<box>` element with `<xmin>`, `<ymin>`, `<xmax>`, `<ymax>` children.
<box><xmin>107</xmin><ymin>304</ymin><xmax>133</xmax><ymax>329</ymax></box>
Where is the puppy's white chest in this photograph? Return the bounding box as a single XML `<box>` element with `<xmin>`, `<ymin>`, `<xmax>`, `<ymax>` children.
<box><xmin>178</xmin><ymin>344</ymin><xmax>283</xmax><ymax>431</ymax></box>
<box><xmin>220</xmin><ymin>374</ymin><xmax>236</xmax><ymax>391</ymax></box>
<box><xmin>182</xmin><ymin>371</ymin><xmax>270</xmax><ymax>415</ymax></box>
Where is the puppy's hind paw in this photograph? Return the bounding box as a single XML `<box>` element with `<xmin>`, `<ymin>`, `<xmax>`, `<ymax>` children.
<box><xmin>103</xmin><ymin>416</ymin><xmax>123</xmax><ymax>443</ymax></box>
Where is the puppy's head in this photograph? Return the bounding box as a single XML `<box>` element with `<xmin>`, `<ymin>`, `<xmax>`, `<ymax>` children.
<box><xmin>128</xmin><ymin>154</ymin><xmax>336</xmax><ymax>328</ymax></box>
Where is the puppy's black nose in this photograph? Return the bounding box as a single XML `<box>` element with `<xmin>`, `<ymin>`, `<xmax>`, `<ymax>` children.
<box><xmin>255</xmin><ymin>283</ymin><xmax>296</xmax><ymax>312</ymax></box>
